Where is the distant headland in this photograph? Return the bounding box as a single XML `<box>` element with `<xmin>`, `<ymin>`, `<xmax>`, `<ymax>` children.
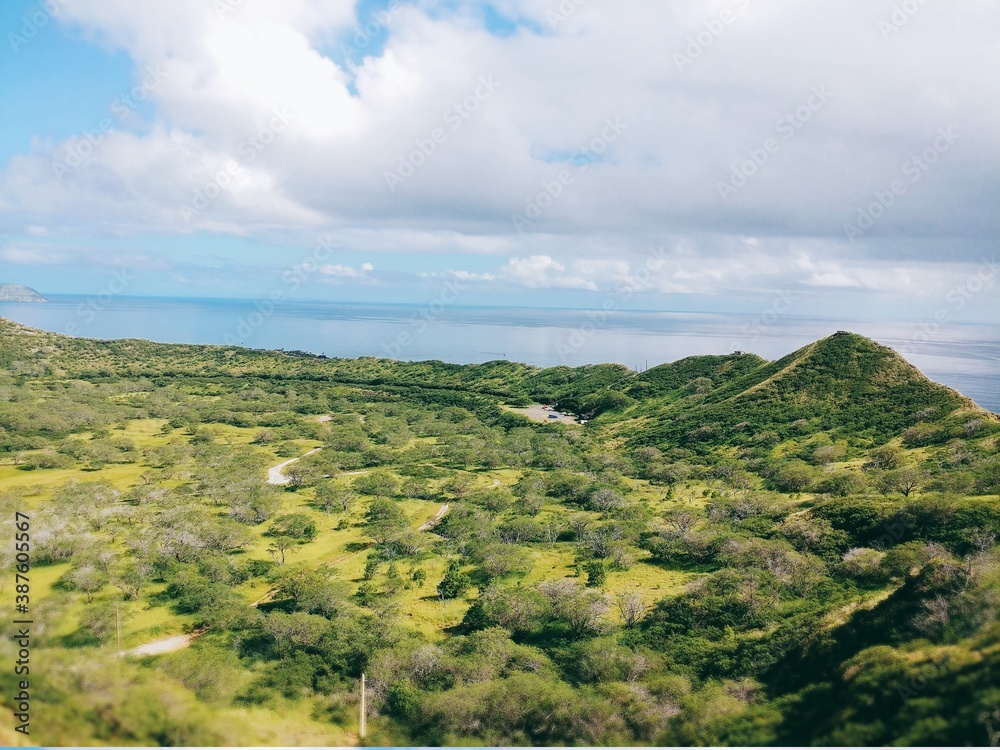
<box><xmin>0</xmin><ymin>283</ymin><xmax>47</xmax><ymax>302</ymax></box>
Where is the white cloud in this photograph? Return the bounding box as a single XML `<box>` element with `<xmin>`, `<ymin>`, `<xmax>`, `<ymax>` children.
<box><xmin>319</xmin><ymin>263</ymin><xmax>367</xmax><ymax>278</ymax></box>
<box><xmin>0</xmin><ymin>0</ymin><xmax>997</xmax><ymax>308</ymax></box>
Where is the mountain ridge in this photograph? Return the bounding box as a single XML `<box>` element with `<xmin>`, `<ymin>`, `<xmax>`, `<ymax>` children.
<box><xmin>592</xmin><ymin>332</ymin><xmax>993</xmax><ymax>449</ymax></box>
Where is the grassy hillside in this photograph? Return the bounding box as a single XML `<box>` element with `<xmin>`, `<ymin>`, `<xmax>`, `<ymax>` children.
<box><xmin>591</xmin><ymin>332</ymin><xmax>985</xmax><ymax>452</ymax></box>
<box><xmin>0</xmin><ymin>317</ymin><xmax>997</xmax><ymax>746</ymax></box>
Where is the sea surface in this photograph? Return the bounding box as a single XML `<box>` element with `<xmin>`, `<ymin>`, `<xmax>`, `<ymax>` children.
<box><xmin>1</xmin><ymin>295</ymin><xmax>997</xmax><ymax>413</ymax></box>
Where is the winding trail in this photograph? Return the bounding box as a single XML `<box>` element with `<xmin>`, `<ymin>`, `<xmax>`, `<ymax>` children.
<box><xmin>267</xmin><ymin>447</ymin><xmax>323</xmax><ymax>485</ymax></box>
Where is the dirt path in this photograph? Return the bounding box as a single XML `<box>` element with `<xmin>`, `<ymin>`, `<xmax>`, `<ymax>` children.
<box><xmin>122</xmin><ymin>631</ymin><xmax>202</xmax><ymax>657</ymax></box>
<box><xmin>418</xmin><ymin>503</ymin><xmax>450</xmax><ymax>531</ymax></box>
<box><xmin>267</xmin><ymin>447</ymin><xmax>323</xmax><ymax>485</ymax></box>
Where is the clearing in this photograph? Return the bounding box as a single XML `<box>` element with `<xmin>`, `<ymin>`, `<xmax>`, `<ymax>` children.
<box><xmin>504</xmin><ymin>403</ymin><xmax>580</xmax><ymax>425</ymax></box>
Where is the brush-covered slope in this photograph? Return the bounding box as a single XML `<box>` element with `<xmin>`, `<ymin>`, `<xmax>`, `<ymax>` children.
<box><xmin>605</xmin><ymin>332</ymin><xmax>981</xmax><ymax>447</ymax></box>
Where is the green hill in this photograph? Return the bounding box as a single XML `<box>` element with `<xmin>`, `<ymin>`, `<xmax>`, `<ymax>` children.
<box><xmin>594</xmin><ymin>332</ymin><xmax>981</xmax><ymax>449</ymax></box>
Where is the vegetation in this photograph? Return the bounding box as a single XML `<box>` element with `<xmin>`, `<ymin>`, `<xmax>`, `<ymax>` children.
<box><xmin>0</xmin><ymin>317</ymin><xmax>997</xmax><ymax>746</ymax></box>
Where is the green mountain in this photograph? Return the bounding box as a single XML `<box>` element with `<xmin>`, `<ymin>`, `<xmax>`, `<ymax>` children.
<box><xmin>592</xmin><ymin>332</ymin><xmax>983</xmax><ymax>449</ymax></box>
<box><xmin>0</xmin><ymin>283</ymin><xmax>47</xmax><ymax>302</ymax></box>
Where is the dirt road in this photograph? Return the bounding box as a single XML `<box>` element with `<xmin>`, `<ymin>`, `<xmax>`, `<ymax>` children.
<box><xmin>267</xmin><ymin>447</ymin><xmax>323</xmax><ymax>485</ymax></box>
<box><xmin>122</xmin><ymin>632</ymin><xmax>200</xmax><ymax>657</ymax></box>
<box><xmin>418</xmin><ymin>503</ymin><xmax>450</xmax><ymax>531</ymax></box>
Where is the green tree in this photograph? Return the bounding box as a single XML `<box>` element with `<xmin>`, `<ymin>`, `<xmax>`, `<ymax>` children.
<box><xmin>267</xmin><ymin>513</ymin><xmax>318</xmax><ymax>542</ymax></box>
<box><xmin>584</xmin><ymin>559</ymin><xmax>607</xmax><ymax>587</ymax></box>
<box><xmin>352</xmin><ymin>470</ymin><xmax>400</xmax><ymax>498</ymax></box>
<box><xmin>364</xmin><ymin>498</ymin><xmax>409</xmax><ymax>546</ymax></box>
<box><xmin>438</xmin><ymin>559</ymin><xmax>471</xmax><ymax>600</ymax></box>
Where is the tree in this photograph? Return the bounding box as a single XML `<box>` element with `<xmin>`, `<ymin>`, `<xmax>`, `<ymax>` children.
<box><xmin>272</xmin><ymin>566</ymin><xmax>346</xmax><ymax>616</ymax></box>
<box><xmin>588</xmin><ymin>488</ymin><xmax>625</xmax><ymax>513</ymax></box>
<box><xmin>967</xmin><ymin>528</ymin><xmax>997</xmax><ymax>554</ymax></box>
<box><xmin>665</xmin><ymin>510</ymin><xmax>698</xmax><ymax>534</ymax></box>
<box><xmin>438</xmin><ymin>559</ymin><xmax>471</xmax><ymax>600</ymax></box>
<box><xmin>476</xmin><ymin>543</ymin><xmax>531</xmax><ymax>581</ymax></box>
<box><xmin>443</xmin><ymin>473</ymin><xmax>477</xmax><ymax>499</ymax></box>
<box><xmin>537</xmin><ymin>579</ymin><xmax>610</xmax><ymax>638</ymax></box>
<box><xmin>66</xmin><ymin>564</ymin><xmax>109</xmax><ymax>603</ymax></box>
<box><xmin>866</xmin><ymin>445</ymin><xmax>902</xmax><ymax>471</ymax></box>
<box><xmin>267</xmin><ymin>513</ymin><xmax>318</xmax><ymax>543</ymax></box>
<box><xmin>813</xmin><ymin>444</ymin><xmax>845</xmax><ymax>466</ymax></box>
<box><xmin>614</xmin><ymin>589</ymin><xmax>647</xmax><ymax>627</ymax></box>
<box><xmin>78</xmin><ymin>601</ymin><xmax>120</xmax><ymax>644</ymax></box>
<box><xmin>975</xmin><ymin>457</ymin><xmax>1000</xmax><ymax>498</ymax></box>
<box><xmin>584</xmin><ymin>559</ymin><xmax>607</xmax><ymax>587</ymax></box>
<box><xmin>886</xmin><ymin>466</ymin><xmax>923</xmax><ymax>497</ymax></box>
<box><xmin>267</xmin><ymin>536</ymin><xmax>296</xmax><ymax>565</ymax></box>
<box><xmin>112</xmin><ymin>560</ymin><xmax>151</xmax><ymax>600</ymax></box>
<box><xmin>352</xmin><ymin>470</ymin><xmax>399</xmax><ymax>498</ymax></box>
<box><xmin>284</xmin><ymin>462</ymin><xmax>319</xmax><ymax>488</ymax></box>
<box><xmin>264</xmin><ymin>611</ymin><xmax>330</xmax><ymax>654</ymax></box>
<box><xmin>364</xmin><ymin>498</ymin><xmax>409</xmax><ymax>547</ymax></box>
<box><xmin>315</xmin><ymin>481</ymin><xmax>355</xmax><ymax>515</ymax></box>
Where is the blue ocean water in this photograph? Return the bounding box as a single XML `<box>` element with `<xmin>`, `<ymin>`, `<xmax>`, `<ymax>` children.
<box><xmin>1</xmin><ymin>294</ymin><xmax>997</xmax><ymax>413</ymax></box>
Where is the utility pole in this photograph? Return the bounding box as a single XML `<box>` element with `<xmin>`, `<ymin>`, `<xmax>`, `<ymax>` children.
<box><xmin>360</xmin><ymin>672</ymin><xmax>367</xmax><ymax>741</ymax></box>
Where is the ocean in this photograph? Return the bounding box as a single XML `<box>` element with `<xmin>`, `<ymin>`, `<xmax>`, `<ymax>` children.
<box><xmin>1</xmin><ymin>294</ymin><xmax>997</xmax><ymax>413</ymax></box>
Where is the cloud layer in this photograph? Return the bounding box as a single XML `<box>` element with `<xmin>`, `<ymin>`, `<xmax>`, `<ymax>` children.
<box><xmin>1</xmin><ymin>0</ymin><xmax>998</xmax><ymax>307</ymax></box>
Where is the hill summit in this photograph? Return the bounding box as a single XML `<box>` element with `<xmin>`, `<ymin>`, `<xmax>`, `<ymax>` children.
<box><xmin>609</xmin><ymin>331</ymin><xmax>983</xmax><ymax>447</ymax></box>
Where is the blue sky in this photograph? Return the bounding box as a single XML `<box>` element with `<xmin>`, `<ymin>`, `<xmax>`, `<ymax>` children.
<box><xmin>0</xmin><ymin>0</ymin><xmax>997</xmax><ymax>323</ymax></box>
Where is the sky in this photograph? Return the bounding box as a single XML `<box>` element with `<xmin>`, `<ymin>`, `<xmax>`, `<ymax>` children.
<box><xmin>0</xmin><ymin>0</ymin><xmax>997</xmax><ymax>322</ymax></box>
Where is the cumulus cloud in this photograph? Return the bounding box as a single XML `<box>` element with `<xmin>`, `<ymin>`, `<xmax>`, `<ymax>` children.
<box><xmin>0</xmin><ymin>0</ymin><xmax>997</xmax><ymax>309</ymax></box>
